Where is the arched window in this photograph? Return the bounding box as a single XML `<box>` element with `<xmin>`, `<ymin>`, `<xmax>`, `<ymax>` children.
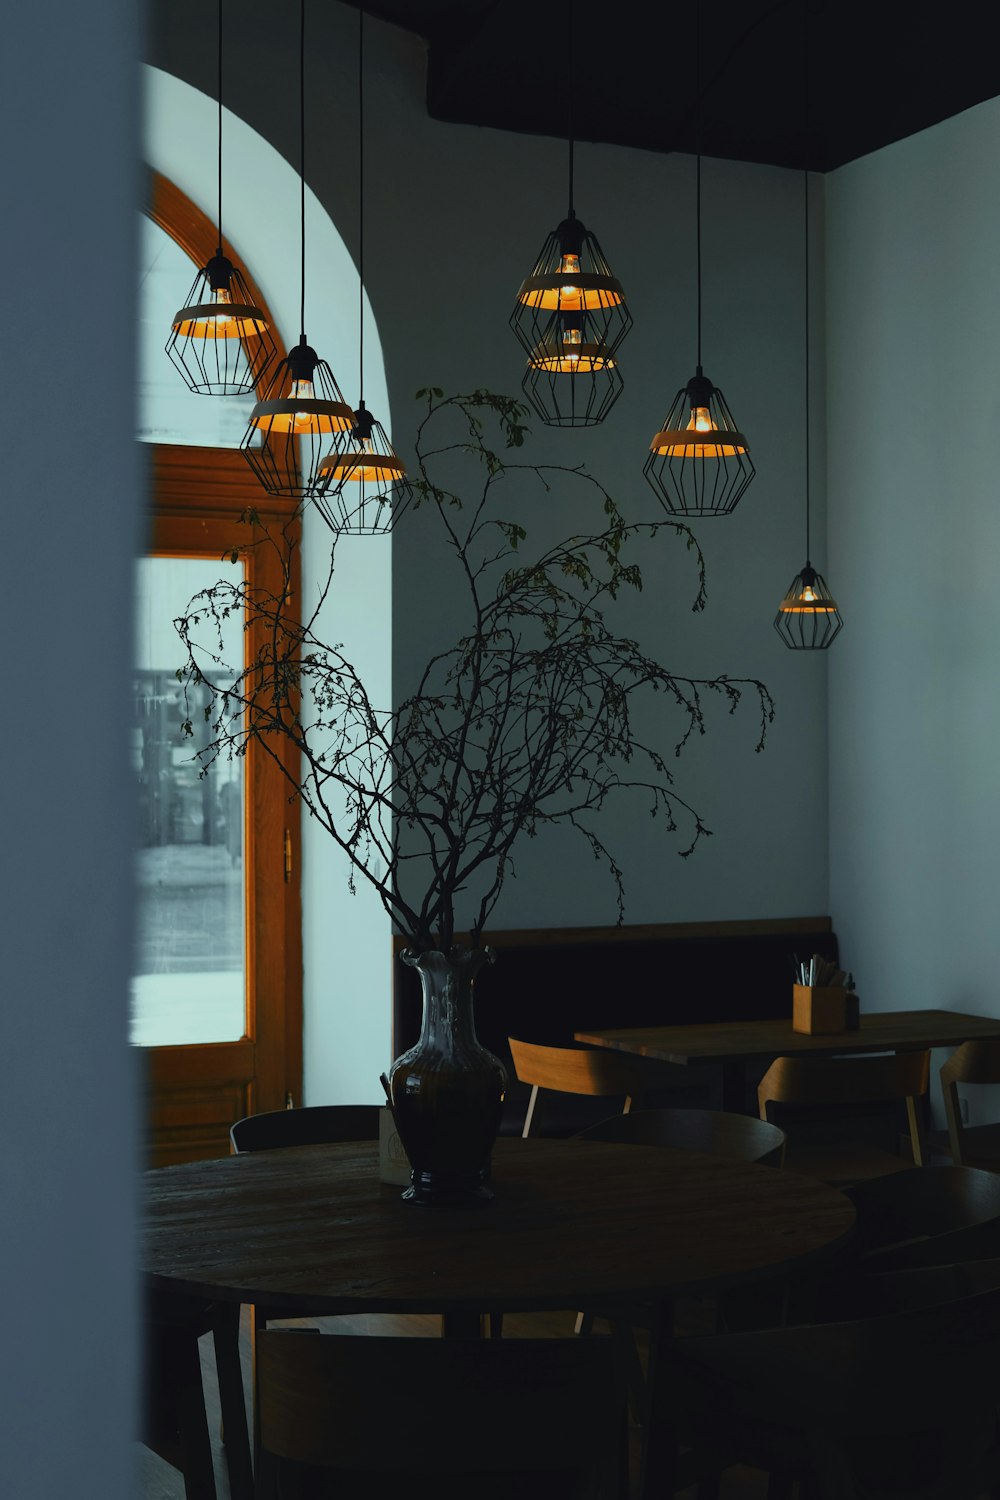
<box><xmin>134</xmin><ymin>171</ymin><xmax>300</xmax><ymax>1166</ymax></box>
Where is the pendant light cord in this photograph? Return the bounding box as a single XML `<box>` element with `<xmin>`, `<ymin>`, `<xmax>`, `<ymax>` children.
<box><xmin>803</xmin><ymin>168</ymin><xmax>811</xmax><ymax>561</ymax></box>
<box><xmin>567</xmin><ymin>0</ymin><xmax>575</xmax><ymax>215</ymax></box>
<box><xmin>358</xmin><ymin>2</ymin><xmax>365</xmax><ymax>401</ymax></box>
<box><xmin>803</xmin><ymin>0</ymin><xmax>811</xmax><ymax>561</ymax></box>
<box><xmin>299</xmin><ymin>0</ymin><xmax>306</xmax><ymax>341</ymax></box>
<box><xmin>216</xmin><ymin>0</ymin><xmax>223</xmax><ymax>252</ymax></box>
<box><xmin>695</xmin><ymin>0</ymin><xmax>702</xmax><ymax>369</ymax></box>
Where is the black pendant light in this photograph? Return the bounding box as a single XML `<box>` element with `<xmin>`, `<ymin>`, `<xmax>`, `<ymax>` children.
<box><xmin>314</xmin><ymin>3</ymin><xmax>412</xmax><ymax>535</ymax></box>
<box><xmin>509</xmin><ymin>3</ymin><xmax>631</xmax><ymax>427</ymax></box>
<box><xmin>643</xmin><ymin>4</ymin><xmax>754</xmax><ymax>517</ymax></box>
<box><xmin>241</xmin><ymin>0</ymin><xmax>354</xmax><ymax>500</ymax></box>
<box><xmin>774</xmin><ymin>6</ymin><xmax>843</xmax><ymax>650</ymax></box>
<box><xmin>165</xmin><ymin>0</ymin><xmax>276</xmax><ymax>395</ymax></box>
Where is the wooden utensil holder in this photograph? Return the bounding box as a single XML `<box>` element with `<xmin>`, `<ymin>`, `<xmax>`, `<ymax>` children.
<box><xmin>793</xmin><ymin>984</ymin><xmax>848</xmax><ymax>1035</ymax></box>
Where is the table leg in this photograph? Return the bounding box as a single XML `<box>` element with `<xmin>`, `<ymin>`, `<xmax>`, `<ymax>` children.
<box><xmin>441</xmin><ymin>1309</ymin><xmax>484</xmax><ymax>1338</ymax></box>
<box><xmin>721</xmin><ymin>1061</ymin><xmax>747</xmax><ymax>1113</ymax></box>
<box><xmin>640</xmin><ymin>1298</ymin><xmax>677</xmax><ymax>1500</ymax></box>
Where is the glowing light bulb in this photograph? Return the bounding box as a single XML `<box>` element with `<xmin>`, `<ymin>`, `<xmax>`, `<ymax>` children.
<box><xmin>686</xmin><ymin>406</ymin><xmax>715</xmax><ymax>434</ymax></box>
<box><xmin>288</xmin><ymin>377</ymin><xmax>315</xmax><ymax>428</ymax></box>
<box><xmin>561</xmin><ymin>326</ymin><xmax>582</xmax><ymax>365</ymax></box>
<box><xmin>559</xmin><ymin>252</ymin><xmax>581</xmax><ymax>299</ymax></box>
<box><xmin>210</xmin><ymin>286</ymin><xmax>234</xmax><ymax>325</ymax></box>
<box><xmin>356</xmin><ymin>437</ymin><xmax>379</xmax><ymax>481</ymax></box>
<box><xmin>800</xmin><ymin>585</ymin><xmax>818</xmax><ymax>604</ymax></box>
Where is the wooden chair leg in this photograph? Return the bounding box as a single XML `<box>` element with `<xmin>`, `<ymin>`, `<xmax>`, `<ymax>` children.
<box><xmin>175</xmin><ymin>1372</ymin><xmax>216</xmax><ymax>1500</ymax></box>
<box><xmin>521</xmin><ymin>1084</ymin><xmax>543</xmax><ymax>1137</ymax></box>
<box><xmin>610</xmin><ymin>1318</ymin><xmax>648</xmax><ymax>1427</ymax></box>
<box><xmin>212</xmin><ymin>1304</ymin><xmax>253</xmax><ymax>1500</ymax></box>
<box><xmin>143</xmin><ymin>1309</ymin><xmax>217</xmax><ymax>1500</ymax></box>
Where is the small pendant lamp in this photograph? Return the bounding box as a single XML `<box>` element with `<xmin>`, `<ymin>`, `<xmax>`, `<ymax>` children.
<box><xmin>774</xmin><ymin>11</ymin><xmax>843</xmax><ymax>650</ymax></box>
<box><xmin>165</xmin><ymin>0</ymin><xmax>276</xmax><ymax>395</ymax></box>
<box><xmin>241</xmin><ymin>0</ymin><xmax>353</xmax><ymax>500</ymax></box>
<box><xmin>314</xmin><ymin>3</ymin><xmax>412</xmax><ymax>535</ymax></box>
<box><xmin>509</xmin><ymin>4</ymin><xmax>631</xmax><ymax>427</ymax></box>
<box><xmin>643</xmin><ymin>5</ymin><xmax>754</xmax><ymax>517</ymax></box>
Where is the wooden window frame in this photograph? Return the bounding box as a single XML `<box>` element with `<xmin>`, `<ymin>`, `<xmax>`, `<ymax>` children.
<box><xmin>142</xmin><ymin>171</ymin><xmax>302</xmax><ymax>1156</ymax></box>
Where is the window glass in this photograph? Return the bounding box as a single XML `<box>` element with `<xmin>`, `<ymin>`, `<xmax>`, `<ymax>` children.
<box><xmin>131</xmin><ymin>556</ymin><xmax>245</xmax><ymax>1046</ymax></box>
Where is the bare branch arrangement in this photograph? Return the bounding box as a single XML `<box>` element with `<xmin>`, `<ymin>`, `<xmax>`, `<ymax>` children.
<box><xmin>176</xmin><ymin>389</ymin><xmax>774</xmax><ymax>952</ymax></box>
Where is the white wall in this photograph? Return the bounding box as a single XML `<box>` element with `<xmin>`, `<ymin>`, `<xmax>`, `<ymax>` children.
<box><xmin>150</xmin><ymin>1</ymin><xmax>833</xmax><ymax>1082</ymax></box>
<box><xmin>827</xmin><ymin>97</ymin><xmax>1000</xmax><ymax>1114</ymax></box>
<box><xmin>0</xmin><ymin>1</ymin><xmax>139</xmax><ymax>1495</ymax></box>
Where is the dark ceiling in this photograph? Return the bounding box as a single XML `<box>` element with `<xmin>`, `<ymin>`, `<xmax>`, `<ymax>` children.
<box><xmin>349</xmin><ymin>0</ymin><xmax>999</xmax><ymax>173</ymax></box>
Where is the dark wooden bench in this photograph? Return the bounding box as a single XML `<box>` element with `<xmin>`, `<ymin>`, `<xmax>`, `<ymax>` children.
<box><xmin>392</xmin><ymin>916</ymin><xmax>839</xmax><ymax>1136</ymax></box>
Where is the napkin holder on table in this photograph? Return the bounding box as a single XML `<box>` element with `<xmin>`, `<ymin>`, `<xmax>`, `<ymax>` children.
<box><xmin>793</xmin><ymin>984</ymin><xmax>860</xmax><ymax>1035</ymax></box>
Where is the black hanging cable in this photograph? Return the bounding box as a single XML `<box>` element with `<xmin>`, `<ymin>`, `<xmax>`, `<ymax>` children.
<box><xmin>216</xmin><ymin>0</ymin><xmax>223</xmax><ymax>253</ymax></box>
<box><xmin>358</xmin><ymin>1</ymin><xmax>365</xmax><ymax>402</ymax></box>
<box><xmin>299</xmin><ymin>0</ymin><xmax>306</xmax><ymax>341</ymax></box>
<box><xmin>567</xmin><ymin>0</ymin><xmax>575</xmax><ymax>215</ymax></box>
<box><xmin>695</xmin><ymin>0</ymin><xmax>702</xmax><ymax>370</ymax></box>
<box><xmin>803</xmin><ymin>0</ymin><xmax>809</xmax><ymax>561</ymax></box>
<box><xmin>803</xmin><ymin>168</ymin><xmax>811</xmax><ymax>563</ymax></box>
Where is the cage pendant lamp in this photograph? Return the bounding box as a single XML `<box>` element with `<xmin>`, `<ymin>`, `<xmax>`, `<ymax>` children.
<box><xmin>643</xmin><ymin>7</ymin><xmax>753</xmax><ymax>516</ymax></box>
<box><xmin>774</xmin><ymin>27</ymin><xmax>843</xmax><ymax>650</ymax></box>
<box><xmin>241</xmin><ymin>0</ymin><xmax>353</xmax><ymax>500</ymax></box>
<box><xmin>511</xmin><ymin>198</ymin><xmax>631</xmax><ymax>427</ymax></box>
<box><xmin>510</xmin><ymin>8</ymin><xmax>630</xmax><ymax>427</ymax></box>
<box><xmin>314</xmin><ymin>3</ymin><xmax>412</xmax><ymax>536</ymax></box>
<box><xmin>165</xmin><ymin>0</ymin><xmax>276</xmax><ymax>395</ymax></box>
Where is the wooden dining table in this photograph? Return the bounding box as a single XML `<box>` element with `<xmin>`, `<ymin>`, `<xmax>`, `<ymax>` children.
<box><xmin>143</xmin><ymin>1135</ymin><xmax>856</xmax><ymax>1499</ymax></box>
<box><xmin>576</xmin><ymin>1008</ymin><xmax>1000</xmax><ymax>1111</ymax></box>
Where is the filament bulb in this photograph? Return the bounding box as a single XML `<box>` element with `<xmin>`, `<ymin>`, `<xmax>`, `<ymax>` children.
<box><xmin>559</xmin><ymin>252</ymin><xmax>581</xmax><ymax>299</ymax></box>
<box><xmin>356</xmin><ymin>437</ymin><xmax>379</xmax><ymax>480</ymax></box>
<box><xmin>687</xmin><ymin>406</ymin><xmax>715</xmax><ymax>434</ymax></box>
<box><xmin>290</xmin><ymin>378</ymin><xmax>315</xmax><ymax>429</ymax></box>
<box><xmin>561</xmin><ymin>326</ymin><xmax>582</xmax><ymax>364</ymax></box>
<box><xmin>800</xmin><ymin>584</ymin><xmax>818</xmax><ymax>604</ymax></box>
<box><xmin>210</xmin><ymin>286</ymin><xmax>234</xmax><ymax>325</ymax></box>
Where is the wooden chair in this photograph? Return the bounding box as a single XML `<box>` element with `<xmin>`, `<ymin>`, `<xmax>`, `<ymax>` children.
<box><xmin>507</xmin><ymin>1038</ymin><xmax>651</xmax><ymax>1137</ymax></box>
<box><xmin>229</xmin><ymin>1103</ymin><xmax>380</xmax><ymax>1154</ymax></box>
<box><xmin>791</xmin><ymin>1163</ymin><xmax>1000</xmax><ymax>1326</ymax></box>
<box><xmin>848</xmin><ymin>1161</ymin><xmax>1000</xmax><ymax>1265</ymax></box>
<box><xmin>672</xmin><ymin>1268</ymin><xmax>1000</xmax><ymax>1500</ymax></box>
<box><xmin>142</xmin><ymin>1290</ymin><xmax>252</xmax><ymax>1500</ymax></box>
<box><xmin>757</xmin><ymin>1049</ymin><xmax>930</xmax><ymax>1185</ymax></box>
<box><xmin>229</xmin><ymin>1103</ymin><xmax>382</xmax><ymax>1477</ymax></box>
<box><xmin>576</xmin><ymin>1106</ymin><xmax>786</xmax><ymax>1165</ymax></box>
<box><xmin>255</xmin><ymin>1329</ymin><xmax>628</xmax><ymax>1500</ymax></box>
<box><xmin>941</xmin><ymin>1038</ymin><xmax>1000</xmax><ymax>1168</ymax></box>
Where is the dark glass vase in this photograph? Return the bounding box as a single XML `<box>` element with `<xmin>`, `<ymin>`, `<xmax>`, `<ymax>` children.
<box><xmin>388</xmin><ymin>947</ymin><xmax>507</xmax><ymax>1206</ymax></box>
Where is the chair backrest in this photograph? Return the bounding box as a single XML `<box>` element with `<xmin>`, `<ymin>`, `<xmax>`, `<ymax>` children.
<box><xmin>229</xmin><ymin>1104</ymin><xmax>380</xmax><ymax>1154</ymax></box>
<box><xmin>575</xmin><ymin>1106</ymin><xmax>786</xmax><ymax>1166</ymax></box>
<box><xmin>758</xmin><ymin>1050</ymin><xmax>930</xmax><ymax>1165</ymax></box>
<box><xmin>941</xmin><ymin>1039</ymin><xmax>1000</xmax><ymax>1163</ymax></box>
<box><xmin>257</xmin><ymin>1330</ymin><xmax>626</xmax><ymax>1499</ymax></box>
<box><xmin>508</xmin><ymin>1038</ymin><xmax>649</xmax><ymax>1138</ymax></box>
<box><xmin>848</xmin><ymin>1164</ymin><xmax>1000</xmax><ymax>1270</ymax></box>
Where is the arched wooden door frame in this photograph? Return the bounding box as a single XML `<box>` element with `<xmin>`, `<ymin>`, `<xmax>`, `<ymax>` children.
<box><xmin>141</xmin><ymin>168</ymin><xmax>302</xmax><ymax>1164</ymax></box>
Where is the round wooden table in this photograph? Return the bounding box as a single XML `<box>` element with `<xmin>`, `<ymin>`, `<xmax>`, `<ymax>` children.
<box><xmin>144</xmin><ymin>1136</ymin><xmax>855</xmax><ymax>1313</ymax></box>
<box><xmin>144</xmin><ymin>1136</ymin><xmax>855</xmax><ymax>1498</ymax></box>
